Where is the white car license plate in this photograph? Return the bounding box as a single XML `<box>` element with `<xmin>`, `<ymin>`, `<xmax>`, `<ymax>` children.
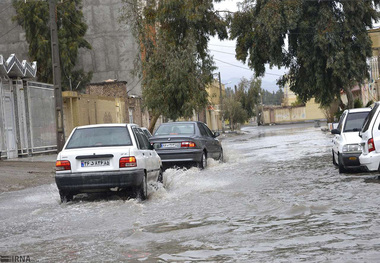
<box><xmin>81</xmin><ymin>159</ymin><xmax>110</xmax><ymax>167</ymax></box>
<box><xmin>161</xmin><ymin>143</ymin><xmax>180</xmax><ymax>148</ymax></box>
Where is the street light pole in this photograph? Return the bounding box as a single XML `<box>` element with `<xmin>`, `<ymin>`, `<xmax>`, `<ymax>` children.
<box><xmin>218</xmin><ymin>72</ymin><xmax>225</xmax><ymax>133</ymax></box>
<box><xmin>49</xmin><ymin>0</ymin><xmax>65</xmax><ymax>152</ymax></box>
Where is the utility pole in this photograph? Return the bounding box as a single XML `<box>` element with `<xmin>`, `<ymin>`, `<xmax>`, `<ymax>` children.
<box><xmin>49</xmin><ymin>0</ymin><xmax>65</xmax><ymax>152</ymax></box>
<box><xmin>218</xmin><ymin>72</ymin><xmax>225</xmax><ymax>133</ymax></box>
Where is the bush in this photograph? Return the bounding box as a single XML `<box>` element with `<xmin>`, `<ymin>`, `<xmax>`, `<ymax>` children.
<box><xmin>354</xmin><ymin>98</ymin><xmax>363</xmax><ymax>109</ymax></box>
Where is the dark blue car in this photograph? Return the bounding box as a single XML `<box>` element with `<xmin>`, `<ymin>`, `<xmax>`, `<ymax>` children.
<box><xmin>149</xmin><ymin>121</ymin><xmax>223</xmax><ymax>169</ymax></box>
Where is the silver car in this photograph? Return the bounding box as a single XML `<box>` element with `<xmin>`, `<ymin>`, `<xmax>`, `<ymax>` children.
<box><xmin>149</xmin><ymin>121</ymin><xmax>223</xmax><ymax>169</ymax></box>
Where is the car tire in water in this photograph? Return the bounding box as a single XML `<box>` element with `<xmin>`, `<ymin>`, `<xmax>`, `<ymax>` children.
<box><xmin>137</xmin><ymin>174</ymin><xmax>148</xmax><ymax>201</ymax></box>
<box><xmin>157</xmin><ymin>168</ymin><xmax>164</xmax><ymax>183</ymax></box>
<box><xmin>332</xmin><ymin>150</ymin><xmax>337</xmax><ymax>166</ymax></box>
<box><xmin>198</xmin><ymin>151</ymin><xmax>207</xmax><ymax>170</ymax></box>
<box><xmin>219</xmin><ymin>149</ymin><xmax>224</xmax><ymax>163</ymax></box>
<box><xmin>338</xmin><ymin>153</ymin><xmax>347</xmax><ymax>173</ymax></box>
<box><xmin>59</xmin><ymin>190</ymin><xmax>73</xmax><ymax>203</ymax></box>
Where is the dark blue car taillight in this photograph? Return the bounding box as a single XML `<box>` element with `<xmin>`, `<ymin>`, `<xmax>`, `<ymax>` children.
<box><xmin>181</xmin><ymin>141</ymin><xmax>196</xmax><ymax>148</ymax></box>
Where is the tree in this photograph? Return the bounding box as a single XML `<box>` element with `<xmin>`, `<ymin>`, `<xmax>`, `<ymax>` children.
<box><xmin>121</xmin><ymin>0</ymin><xmax>228</xmax><ymax>132</ymax></box>
<box><xmin>261</xmin><ymin>89</ymin><xmax>283</xmax><ymax>105</ymax></box>
<box><xmin>223</xmin><ymin>94</ymin><xmax>248</xmax><ymax>130</ymax></box>
<box><xmin>235</xmin><ymin>77</ymin><xmax>261</xmax><ymax>117</ymax></box>
<box><xmin>230</xmin><ymin>0</ymin><xmax>380</xmax><ymax>109</ymax></box>
<box><xmin>12</xmin><ymin>0</ymin><xmax>92</xmax><ymax>91</ymax></box>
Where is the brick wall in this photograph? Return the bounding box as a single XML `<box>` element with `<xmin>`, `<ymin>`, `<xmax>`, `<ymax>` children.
<box><xmin>86</xmin><ymin>81</ymin><xmax>128</xmax><ymax>98</ymax></box>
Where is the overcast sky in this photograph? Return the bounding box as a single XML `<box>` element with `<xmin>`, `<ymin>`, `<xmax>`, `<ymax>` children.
<box><xmin>210</xmin><ymin>0</ymin><xmax>287</xmax><ymax>92</ymax></box>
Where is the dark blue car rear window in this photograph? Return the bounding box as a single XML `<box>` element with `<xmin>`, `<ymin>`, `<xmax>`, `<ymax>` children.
<box><xmin>155</xmin><ymin>123</ymin><xmax>195</xmax><ymax>135</ymax></box>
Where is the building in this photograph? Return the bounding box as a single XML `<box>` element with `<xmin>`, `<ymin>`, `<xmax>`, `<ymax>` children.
<box><xmin>339</xmin><ymin>28</ymin><xmax>380</xmax><ymax>107</ymax></box>
<box><xmin>205</xmin><ymin>79</ymin><xmax>225</xmax><ymax>131</ymax></box>
<box><xmin>364</xmin><ymin>28</ymin><xmax>380</xmax><ymax>105</ymax></box>
<box><xmin>0</xmin><ymin>0</ymin><xmax>141</xmax><ymax>95</ymax></box>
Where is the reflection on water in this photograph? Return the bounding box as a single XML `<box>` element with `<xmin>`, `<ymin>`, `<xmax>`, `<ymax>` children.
<box><xmin>1</xmin><ymin>123</ymin><xmax>380</xmax><ymax>262</ymax></box>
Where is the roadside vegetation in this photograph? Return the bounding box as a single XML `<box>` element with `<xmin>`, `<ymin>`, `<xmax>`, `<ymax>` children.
<box><xmin>229</xmin><ymin>0</ymin><xmax>380</xmax><ymax>109</ymax></box>
<box><xmin>120</xmin><ymin>0</ymin><xmax>228</xmax><ymax>132</ymax></box>
<box><xmin>12</xmin><ymin>0</ymin><xmax>92</xmax><ymax>92</ymax></box>
<box><xmin>12</xmin><ymin>0</ymin><xmax>380</xmax><ymax>128</ymax></box>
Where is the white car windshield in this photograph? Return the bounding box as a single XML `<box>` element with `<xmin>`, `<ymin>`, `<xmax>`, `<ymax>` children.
<box><xmin>344</xmin><ymin>112</ymin><xmax>370</xmax><ymax>132</ymax></box>
<box><xmin>66</xmin><ymin>127</ymin><xmax>132</xmax><ymax>149</ymax></box>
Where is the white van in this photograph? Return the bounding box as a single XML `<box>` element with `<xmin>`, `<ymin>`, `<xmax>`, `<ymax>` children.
<box><xmin>331</xmin><ymin>108</ymin><xmax>371</xmax><ymax>173</ymax></box>
<box><xmin>359</xmin><ymin>102</ymin><xmax>380</xmax><ymax>171</ymax></box>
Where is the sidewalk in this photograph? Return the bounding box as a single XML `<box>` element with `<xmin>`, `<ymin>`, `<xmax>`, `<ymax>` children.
<box><xmin>3</xmin><ymin>153</ymin><xmax>57</xmax><ymax>162</ymax></box>
<box><xmin>0</xmin><ymin>154</ymin><xmax>57</xmax><ymax>193</ymax></box>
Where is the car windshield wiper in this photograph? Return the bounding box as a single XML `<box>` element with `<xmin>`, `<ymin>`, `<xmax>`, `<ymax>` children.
<box><xmin>344</xmin><ymin>128</ymin><xmax>360</xmax><ymax>132</ymax></box>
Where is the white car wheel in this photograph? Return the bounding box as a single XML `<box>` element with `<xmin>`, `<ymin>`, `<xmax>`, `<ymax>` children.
<box><xmin>138</xmin><ymin>174</ymin><xmax>148</xmax><ymax>201</ymax></box>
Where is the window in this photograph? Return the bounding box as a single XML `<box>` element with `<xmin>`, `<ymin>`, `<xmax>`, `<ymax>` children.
<box><xmin>133</xmin><ymin>128</ymin><xmax>151</xmax><ymax>150</ymax></box>
<box><xmin>198</xmin><ymin>123</ymin><xmax>208</xmax><ymax>136</ymax></box>
<box><xmin>66</xmin><ymin>127</ymin><xmax>132</xmax><ymax>149</ymax></box>
<box><xmin>343</xmin><ymin>112</ymin><xmax>370</xmax><ymax>132</ymax></box>
<box><xmin>202</xmin><ymin>123</ymin><xmax>214</xmax><ymax>137</ymax></box>
<box><xmin>362</xmin><ymin>103</ymin><xmax>379</xmax><ymax>132</ymax></box>
<box><xmin>337</xmin><ymin>112</ymin><xmax>346</xmax><ymax>132</ymax></box>
<box><xmin>154</xmin><ymin>123</ymin><xmax>195</xmax><ymax>135</ymax></box>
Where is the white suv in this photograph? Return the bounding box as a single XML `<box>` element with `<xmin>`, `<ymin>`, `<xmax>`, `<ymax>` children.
<box><xmin>55</xmin><ymin>124</ymin><xmax>162</xmax><ymax>202</ymax></box>
<box><xmin>359</xmin><ymin>102</ymin><xmax>380</xmax><ymax>171</ymax></box>
<box><xmin>332</xmin><ymin>108</ymin><xmax>371</xmax><ymax>173</ymax></box>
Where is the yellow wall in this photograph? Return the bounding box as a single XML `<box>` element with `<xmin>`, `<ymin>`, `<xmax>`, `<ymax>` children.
<box><xmin>63</xmin><ymin>91</ymin><xmax>126</xmax><ymax>139</ymax></box>
<box><xmin>263</xmin><ymin>99</ymin><xmax>325</xmax><ymax>124</ymax></box>
<box><xmin>206</xmin><ymin>107</ymin><xmax>222</xmax><ymax>131</ymax></box>
<box><xmin>206</xmin><ymin>79</ymin><xmax>225</xmax><ymax>106</ymax></box>
<box><xmin>204</xmin><ymin>79</ymin><xmax>226</xmax><ymax>131</ymax></box>
<box><xmin>305</xmin><ymin>98</ymin><xmax>325</xmax><ymax>120</ymax></box>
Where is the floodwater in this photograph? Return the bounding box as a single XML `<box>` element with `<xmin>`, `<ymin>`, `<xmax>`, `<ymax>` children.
<box><xmin>1</xmin><ymin>123</ymin><xmax>380</xmax><ymax>262</ymax></box>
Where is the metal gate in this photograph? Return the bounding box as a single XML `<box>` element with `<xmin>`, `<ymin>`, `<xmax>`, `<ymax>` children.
<box><xmin>15</xmin><ymin>80</ymin><xmax>29</xmax><ymax>155</ymax></box>
<box><xmin>1</xmin><ymin>80</ymin><xmax>17</xmax><ymax>158</ymax></box>
<box><xmin>27</xmin><ymin>81</ymin><xmax>56</xmax><ymax>154</ymax></box>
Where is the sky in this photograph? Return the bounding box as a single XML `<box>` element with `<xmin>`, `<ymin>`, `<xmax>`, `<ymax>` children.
<box><xmin>210</xmin><ymin>0</ymin><xmax>287</xmax><ymax>92</ymax></box>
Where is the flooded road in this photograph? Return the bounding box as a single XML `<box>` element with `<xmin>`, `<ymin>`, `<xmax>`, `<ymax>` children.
<box><xmin>1</xmin><ymin>123</ymin><xmax>380</xmax><ymax>262</ymax></box>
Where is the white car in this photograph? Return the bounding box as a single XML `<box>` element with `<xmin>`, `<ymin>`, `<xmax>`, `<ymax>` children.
<box><xmin>359</xmin><ymin>102</ymin><xmax>380</xmax><ymax>171</ymax></box>
<box><xmin>332</xmin><ymin>108</ymin><xmax>371</xmax><ymax>173</ymax></box>
<box><xmin>55</xmin><ymin>123</ymin><xmax>162</xmax><ymax>202</ymax></box>
<box><xmin>141</xmin><ymin>127</ymin><xmax>152</xmax><ymax>138</ymax></box>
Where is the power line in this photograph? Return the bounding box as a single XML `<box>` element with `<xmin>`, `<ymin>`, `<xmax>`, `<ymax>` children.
<box><xmin>127</xmin><ymin>78</ymin><xmax>142</xmax><ymax>94</ymax></box>
<box><xmin>0</xmin><ymin>24</ymin><xmax>19</xmax><ymax>40</ymax></box>
<box><xmin>214</xmin><ymin>58</ymin><xmax>251</xmax><ymax>70</ymax></box>
<box><xmin>210</xmin><ymin>49</ymin><xmax>235</xmax><ymax>55</ymax></box>
<box><xmin>56</xmin><ymin>9</ymin><xmax>88</xmax><ymax>36</ymax></box>
<box><xmin>213</xmin><ymin>58</ymin><xmax>283</xmax><ymax>77</ymax></box>
<box><xmin>0</xmin><ymin>4</ymin><xmax>12</xmax><ymax>15</ymax></box>
<box><xmin>209</xmin><ymin>43</ymin><xmax>236</xmax><ymax>48</ymax></box>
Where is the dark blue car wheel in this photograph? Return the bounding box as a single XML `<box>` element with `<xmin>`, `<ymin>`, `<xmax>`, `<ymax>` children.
<box><xmin>198</xmin><ymin>151</ymin><xmax>207</xmax><ymax>169</ymax></box>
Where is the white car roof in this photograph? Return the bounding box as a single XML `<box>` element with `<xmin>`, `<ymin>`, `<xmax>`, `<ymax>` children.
<box><xmin>75</xmin><ymin>123</ymin><xmax>139</xmax><ymax>129</ymax></box>
<box><xmin>346</xmin><ymin>108</ymin><xmax>371</xmax><ymax>113</ymax></box>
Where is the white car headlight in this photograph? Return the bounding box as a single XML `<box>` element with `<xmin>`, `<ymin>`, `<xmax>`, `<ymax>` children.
<box><xmin>342</xmin><ymin>144</ymin><xmax>362</xmax><ymax>153</ymax></box>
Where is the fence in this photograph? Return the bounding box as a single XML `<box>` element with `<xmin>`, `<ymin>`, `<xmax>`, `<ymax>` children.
<box><xmin>0</xmin><ymin>79</ymin><xmax>56</xmax><ymax>159</ymax></box>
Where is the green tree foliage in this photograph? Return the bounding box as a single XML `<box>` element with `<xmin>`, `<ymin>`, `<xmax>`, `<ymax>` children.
<box><xmin>121</xmin><ymin>0</ymin><xmax>228</xmax><ymax>131</ymax></box>
<box><xmin>235</xmin><ymin>77</ymin><xmax>261</xmax><ymax>117</ymax></box>
<box><xmin>261</xmin><ymin>89</ymin><xmax>283</xmax><ymax>106</ymax></box>
<box><xmin>12</xmin><ymin>0</ymin><xmax>92</xmax><ymax>91</ymax></box>
<box><xmin>223</xmin><ymin>94</ymin><xmax>248</xmax><ymax>130</ymax></box>
<box><xmin>230</xmin><ymin>0</ymin><xmax>380</xmax><ymax>109</ymax></box>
